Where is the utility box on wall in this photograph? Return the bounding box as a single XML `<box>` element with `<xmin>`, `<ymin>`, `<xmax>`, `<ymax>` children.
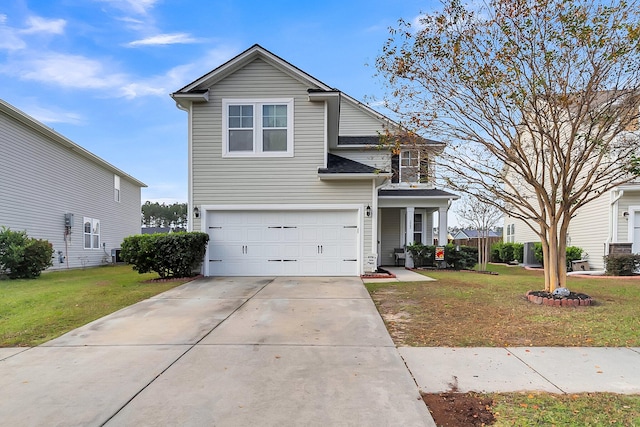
<box><xmin>64</xmin><ymin>213</ymin><xmax>74</xmax><ymax>228</ymax></box>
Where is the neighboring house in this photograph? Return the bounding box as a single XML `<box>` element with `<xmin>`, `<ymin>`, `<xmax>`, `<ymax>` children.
<box><xmin>452</xmin><ymin>229</ymin><xmax>502</xmax><ymax>249</ymax></box>
<box><xmin>503</xmin><ymin>94</ymin><xmax>640</xmax><ymax>271</ymax></box>
<box><xmin>171</xmin><ymin>44</ymin><xmax>458</xmax><ymax>276</ymax></box>
<box><xmin>0</xmin><ymin>99</ymin><xmax>146</xmax><ymax>270</ymax></box>
<box><xmin>504</xmin><ymin>182</ymin><xmax>640</xmax><ymax>270</ymax></box>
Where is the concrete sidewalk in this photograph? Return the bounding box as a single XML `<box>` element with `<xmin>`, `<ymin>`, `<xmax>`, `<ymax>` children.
<box><xmin>363</xmin><ymin>266</ymin><xmax>435</xmax><ymax>283</ymax></box>
<box><xmin>400</xmin><ymin>347</ymin><xmax>640</xmax><ymax>394</ymax></box>
<box><xmin>0</xmin><ymin>276</ymin><xmax>435</xmax><ymax>427</ymax></box>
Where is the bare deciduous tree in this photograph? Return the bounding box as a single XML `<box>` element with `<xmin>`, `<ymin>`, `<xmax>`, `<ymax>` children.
<box><xmin>456</xmin><ymin>197</ymin><xmax>503</xmax><ymax>271</ymax></box>
<box><xmin>376</xmin><ymin>0</ymin><xmax>640</xmax><ymax>291</ymax></box>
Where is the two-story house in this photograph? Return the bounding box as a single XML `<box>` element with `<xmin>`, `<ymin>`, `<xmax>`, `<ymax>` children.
<box><xmin>171</xmin><ymin>45</ymin><xmax>458</xmax><ymax>276</ymax></box>
<box><xmin>0</xmin><ymin>99</ymin><xmax>146</xmax><ymax>270</ymax></box>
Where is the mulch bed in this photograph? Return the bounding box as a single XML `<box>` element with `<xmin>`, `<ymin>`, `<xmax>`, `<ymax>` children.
<box><xmin>422</xmin><ymin>392</ymin><xmax>495</xmax><ymax>426</ymax></box>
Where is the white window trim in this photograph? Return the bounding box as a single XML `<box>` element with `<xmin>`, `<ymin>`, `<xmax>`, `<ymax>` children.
<box><xmin>400</xmin><ymin>150</ymin><xmax>420</xmax><ymax>183</ymax></box>
<box><xmin>222</xmin><ymin>98</ymin><xmax>294</xmax><ymax>158</ymax></box>
<box><xmin>114</xmin><ymin>174</ymin><xmax>121</xmax><ymax>202</ymax></box>
<box><xmin>83</xmin><ymin>217</ymin><xmax>101</xmax><ymax>250</ymax></box>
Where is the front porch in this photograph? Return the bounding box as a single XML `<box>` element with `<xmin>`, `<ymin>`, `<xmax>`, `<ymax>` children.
<box><xmin>374</xmin><ymin>189</ymin><xmax>458</xmax><ymax>268</ymax></box>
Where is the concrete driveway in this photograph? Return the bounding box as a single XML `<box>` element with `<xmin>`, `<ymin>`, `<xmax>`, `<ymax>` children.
<box><xmin>0</xmin><ymin>276</ymin><xmax>435</xmax><ymax>426</ymax></box>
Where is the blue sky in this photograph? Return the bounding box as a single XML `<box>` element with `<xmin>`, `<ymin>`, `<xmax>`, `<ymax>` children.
<box><xmin>0</xmin><ymin>0</ymin><xmax>433</xmax><ymax>204</ymax></box>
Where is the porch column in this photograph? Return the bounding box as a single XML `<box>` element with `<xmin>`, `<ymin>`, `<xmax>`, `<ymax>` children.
<box><xmin>405</xmin><ymin>207</ymin><xmax>415</xmax><ymax>268</ymax></box>
<box><xmin>438</xmin><ymin>206</ymin><xmax>448</xmax><ymax>245</ymax></box>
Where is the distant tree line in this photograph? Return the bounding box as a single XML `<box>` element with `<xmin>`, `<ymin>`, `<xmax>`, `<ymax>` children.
<box><xmin>141</xmin><ymin>201</ymin><xmax>187</xmax><ymax>229</ymax></box>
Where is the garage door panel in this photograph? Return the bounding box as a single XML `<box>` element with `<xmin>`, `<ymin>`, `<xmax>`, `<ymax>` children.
<box><xmin>207</xmin><ymin>210</ymin><xmax>359</xmax><ymax>276</ymax></box>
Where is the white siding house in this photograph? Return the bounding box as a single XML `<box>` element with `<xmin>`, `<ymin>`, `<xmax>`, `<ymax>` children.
<box><xmin>172</xmin><ymin>45</ymin><xmax>458</xmax><ymax>276</ymax></box>
<box><xmin>0</xmin><ymin>99</ymin><xmax>146</xmax><ymax>271</ymax></box>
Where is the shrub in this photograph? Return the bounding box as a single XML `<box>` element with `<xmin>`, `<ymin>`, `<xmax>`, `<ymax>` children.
<box><xmin>490</xmin><ymin>242</ymin><xmax>503</xmax><ymax>262</ymax></box>
<box><xmin>512</xmin><ymin>243</ymin><xmax>524</xmax><ymax>263</ymax></box>
<box><xmin>604</xmin><ymin>254</ymin><xmax>640</xmax><ymax>276</ymax></box>
<box><xmin>490</xmin><ymin>242</ymin><xmax>521</xmax><ymax>263</ymax></box>
<box><xmin>121</xmin><ymin>232</ymin><xmax>209</xmax><ymax>278</ymax></box>
<box><xmin>0</xmin><ymin>227</ymin><xmax>54</xmax><ymax>279</ymax></box>
<box><xmin>406</xmin><ymin>243</ymin><xmax>434</xmax><ymax>267</ymax></box>
<box><xmin>406</xmin><ymin>243</ymin><xmax>477</xmax><ymax>269</ymax></box>
<box><xmin>446</xmin><ymin>244</ymin><xmax>478</xmax><ymax>270</ymax></box>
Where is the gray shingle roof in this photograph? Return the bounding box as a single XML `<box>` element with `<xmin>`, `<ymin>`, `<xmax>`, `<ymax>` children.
<box><xmin>318</xmin><ymin>153</ymin><xmax>386</xmax><ymax>174</ymax></box>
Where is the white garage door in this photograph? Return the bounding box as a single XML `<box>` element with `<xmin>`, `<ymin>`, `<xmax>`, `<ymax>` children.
<box><xmin>206</xmin><ymin>210</ymin><xmax>359</xmax><ymax>276</ymax></box>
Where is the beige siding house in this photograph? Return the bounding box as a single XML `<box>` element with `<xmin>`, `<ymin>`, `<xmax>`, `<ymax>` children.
<box><xmin>0</xmin><ymin>99</ymin><xmax>146</xmax><ymax>270</ymax></box>
<box><xmin>172</xmin><ymin>45</ymin><xmax>458</xmax><ymax>276</ymax></box>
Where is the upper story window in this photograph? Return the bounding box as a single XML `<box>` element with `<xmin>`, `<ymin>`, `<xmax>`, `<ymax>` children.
<box><xmin>114</xmin><ymin>174</ymin><xmax>121</xmax><ymax>202</ymax></box>
<box><xmin>222</xmin><ymin>98</ymin><xmax>294</xmax><ymax>157</ymax></box>
<box><xmin>400</xmin><ymin>150</ymin><xmax>420</xmax><ymax>183</ymax></box>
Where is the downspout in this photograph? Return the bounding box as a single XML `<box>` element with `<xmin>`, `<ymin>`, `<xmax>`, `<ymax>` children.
<box><xmin>607</xmin><ymin>189</ymin><xmax>624</xmax><ymax>253</ymax></box>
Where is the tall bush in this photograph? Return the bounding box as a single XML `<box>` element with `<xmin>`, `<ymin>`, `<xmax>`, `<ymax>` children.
<box><xmin>0</xmin><ymin>227</ymin><xmax>54</xmax><ymax>279</ymax></box>
<box><xmin>604</xmin><ymin>254</ymin><xmax>640</xmax><ymax>276</ymax></box>
<box><xmin>121</xmin><ymin>232</ymin><xmax>209</xmax><ymax>278</ymax></box>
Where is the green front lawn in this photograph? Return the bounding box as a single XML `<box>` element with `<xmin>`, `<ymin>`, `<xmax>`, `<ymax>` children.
<box><xmin>367</xmin><ymin>264</ymin><xmax>640</xmax><ymax>347</ymax></box>
<box><xmin>0</xmin><ymin>265</ymin><xmax>191</xmax><ymax>347</ymax></box>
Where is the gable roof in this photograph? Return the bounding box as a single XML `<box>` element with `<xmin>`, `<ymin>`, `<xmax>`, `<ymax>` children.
<box><xmin>453</xmin><ymin>229</ymin><xmax>501</xmax><ymax>239</ymax></box>
<box><xmin>0</xmin><ymin>99</ymin><xmax>146</xmax><ymax>188</ymax></box>
<box><xmin>174</xmin><ymin>44</ymin><xmax>334</xmax><ymax>95</ymax></box>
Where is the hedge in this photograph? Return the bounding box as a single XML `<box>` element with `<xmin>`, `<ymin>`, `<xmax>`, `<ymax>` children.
<box><xmin>406</xmin><ymin>243</ymin><xmax>478</xmax><ymax>270</ymax></box>
<box><xmin>120</xmin><ymin>232</ymin><xmax>209</xmax><ymax>279</ymax></box>
<box><xmin>604</xmin><ymin>254</ymin><xmax>640</xmax><ymax>276</ymax></box>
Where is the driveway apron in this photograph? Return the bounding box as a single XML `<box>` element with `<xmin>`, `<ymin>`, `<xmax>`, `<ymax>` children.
<box><xmin>0</xmin><ymin>276</ymin><xmax>435</xmax><ymax>427</ymax></box>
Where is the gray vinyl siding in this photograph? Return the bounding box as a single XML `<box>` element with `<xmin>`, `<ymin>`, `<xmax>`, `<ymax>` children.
<box><xmin>334</xmin><ymin>149</ymin><xmax>391</xmax><ymax>171</ymax></box>
<box><xmin>190</xmin><ymin>58</ymin><xmax>374</xmax><ymax>266</ymax></box>
<box><xmin>0</xmin><ymin>110</ymin><xmax>142</xmax><ymax>271</ymax></box>
<box><xmin>339</xmin><ymin>99</ymin><xmax>386</xmax><ymax>136</ymax></box>
<box><xmin>380</xmin><ymin>208</ymin><xmax>401</xmax><ymax>266</ymax></box>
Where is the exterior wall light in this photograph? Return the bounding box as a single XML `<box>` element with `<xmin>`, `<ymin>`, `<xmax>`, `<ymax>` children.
<box><xmin>366</xmin><ymin>205</ymin><xmax>372</xmax><ymax>217</ymax></box>
<box><xmin>193</xmin><ymin>207</ymin><xmax>200</xmax><ymax>219</ymax></box>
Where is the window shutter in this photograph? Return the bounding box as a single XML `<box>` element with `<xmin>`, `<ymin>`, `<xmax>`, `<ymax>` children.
<box><xmin>391</xmin><ymin>154</ymin><xmax>399</xmax><ymax>183</ymax></box>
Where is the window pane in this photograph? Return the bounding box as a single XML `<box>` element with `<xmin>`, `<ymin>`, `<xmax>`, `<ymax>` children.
<box><xmin>263</xmin><ymin>104</ymin><xmax>287</xmax><ymax>128</ymax></box>
<box><xmin>263</xmin><ymin>129</ymin><xmax>287</xmax><ymax>151</ymax></box>
<box><xmin>229</xmin><ymin>105</ymin><xmax>253</xmax><ymax>128</ymax></box>
<box><xmin>84</xmin><ymin>234</ymin><xmax>91</xmax><ymax>249</ymax></box>
<box><xmin>229</xmin><ymin>130</ymin><xmax>253</xmax><ymax>151</ymax></box>
<box><xmin>414</xmin><ymin>214</ymin><xmax>422</xmax><ymax>231</ymax></box>
<box><xmin>413</xmin><ymin>233</ymin><xmax>422</xmax><ymax>244</ymax></box>
<box><xmin>84</xmin><ymin>221</ymin><xmax>91</xmax><ymax>233</ymax></box>
<box><xmin>93</xmin><ymin>235</ymin><xmax>99</xmax><ymax>249</ymax></box>
<box><xmin>93</xmin><ymin>220</ymin><xmax>100</xmax><ymax>235</ymax></box>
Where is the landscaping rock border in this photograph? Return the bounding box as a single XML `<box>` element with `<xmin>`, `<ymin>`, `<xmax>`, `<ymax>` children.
<box><xmin>525</xmin><ymin>290</ymin><xmax>593</xmax><ymax>307</ymax></box>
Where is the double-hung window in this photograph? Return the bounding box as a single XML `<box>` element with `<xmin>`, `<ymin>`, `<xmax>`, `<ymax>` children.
<box><xmin>400</xmin><ymin>150</ymin><xmax>420</xmax><ymax>183</ymax></box>
<box><xmin>223</xmin><ymin>98</ymin><xmax>294</xmax><ymax>157</ymax></box>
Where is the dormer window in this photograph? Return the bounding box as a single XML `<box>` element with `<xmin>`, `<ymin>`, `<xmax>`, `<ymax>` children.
<box><xmin>222</xmin><ymin>98</ymin><xmax>294</xmax><ymax>157</ymax></box>
<box><xmin>400</xmin><ymin>150</ymin><xmax>420</xmax><ymax>183</ymax></box>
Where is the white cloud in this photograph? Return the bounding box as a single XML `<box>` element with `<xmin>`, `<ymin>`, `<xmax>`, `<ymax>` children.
<box><xmin>21</xmin><ymin>16</ymin><xmax>66</xmax><ymax>34</ymax></box>
<box><xmin>95</xmin><ymin>0</ymin><xmax>159</xmax><ymax>15</ymax></box>
<box><xmin>1</xmin><ymin>52</ymin><xmax>127</xmax><ymax>89</ymax></box>
<box><xmin>128</xmin><ymin>33</ymin><xmax>199</xmax><ymax>47</ymax></box>
<box><xmin>20</xmin><ymin>103</ymin><xmax>85</xmax><ymax>125</ymax></box>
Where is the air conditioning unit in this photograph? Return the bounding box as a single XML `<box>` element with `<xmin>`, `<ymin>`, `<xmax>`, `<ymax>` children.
<box><xmin>523</xmin><ymin>242</ymin><xmax>540</xmax><ymax>266</ymax></box>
